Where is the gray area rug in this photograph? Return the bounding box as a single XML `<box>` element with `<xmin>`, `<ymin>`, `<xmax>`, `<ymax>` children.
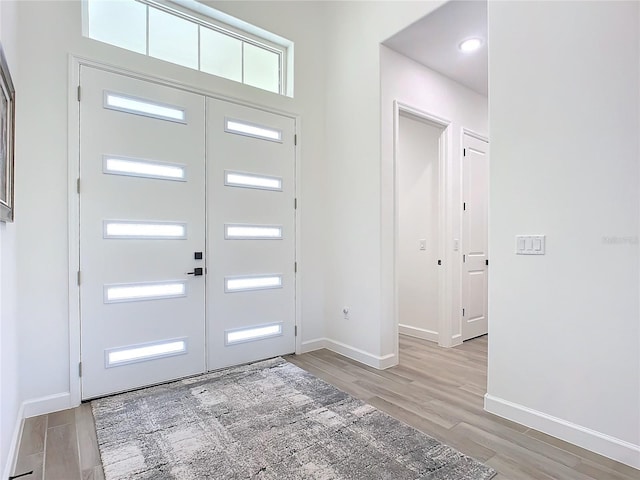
<box><xmin>92</xmin><ymin>358</ymin><xmax>496</xmax><ymax>479</ymax></box>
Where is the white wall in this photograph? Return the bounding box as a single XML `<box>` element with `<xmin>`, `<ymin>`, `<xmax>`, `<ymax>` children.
<box><xmin>397</xmin><ymin>114</ymin><xmax>441</xmax><ymax>340</ymax></box>
<box><xmin>322</xmin><ymin>1</ymin><xmax>443</xmax><ymax>365</ymax></box>
<box><xmin>485</xmin><ymin>1</ymin><xmax>640</xmax><ymax>468</ymax></box>
<box><xmin>13</xmin><ymin>0</ymin><xmax>327</xmax><ymax>412</ymax></box>
<box><xmin>0</xmin><ymin>0</ymin><xmax>20</xmax><ymax>475</ymax></box>
<box><xmin>6</xmin><ymin>0</ymin><xmax>639</xmax><ymax>472</ymax></box>
<box><xmin>381</xmin><ymin>46</ymin><xmax>488</xmax><ymax>351</ymax></box>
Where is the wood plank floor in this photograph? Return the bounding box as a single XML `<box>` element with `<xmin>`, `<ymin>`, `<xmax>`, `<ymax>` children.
<box><xmin>12</xmin><ymin>335</ymin><xmax>639</xmax><ymax>479</ymax></box>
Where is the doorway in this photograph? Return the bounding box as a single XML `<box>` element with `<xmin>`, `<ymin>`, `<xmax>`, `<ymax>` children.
<box><xmin>395</xmin><ymin>106</ymin><xmax>448</xmax><ymax>345</ymax></box>
<box><xmin>77</xmin><ymin>65</ymin><xmax>297</xmax><ymax>399</ymax></box>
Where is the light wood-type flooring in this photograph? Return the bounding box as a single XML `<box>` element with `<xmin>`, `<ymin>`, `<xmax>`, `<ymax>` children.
<box><xmin>12</xmin><ymin>335</ymin><xmax>639</xmax><ymax>479</ymax></box>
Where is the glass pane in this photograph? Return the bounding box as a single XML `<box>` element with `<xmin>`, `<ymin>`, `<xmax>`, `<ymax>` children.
<box><xmin>105</xmin><ymin>281</ymin><xmax>187</xmax><ymax>303</ymax></box>
<box><xmin>243</xmin><ymin>43</ymin><xmax>280</xmax><ymax>93</ymax></box>
<box><xmin>225</xmin><ymin>118</ymin><xmax>282</xmax><ymax>142</ymax></box>
<box><xmin>106</xmin><ymin>339</ymin><xmax>187</xmax><ymax>367</ymax></box>
<box><xmin>103</xmin><ymin>221</ymin><xmax>187</xmax><ymax>239</ymax></box>
<box><xmin>104</xmin><ymin>92</ymin><xmax>186</xmax><ymax>123</ymax></box>
<box><xmin>200</xmin><ymin>27</ymin><xmax>242</xmax><ymax>82</ymax></box>
<box><xmin>104</xmin><ymin>156</ymin><xmax>186</xmax><ymax>182</ymax></box>
<box><xmin>87</xmin><ymin>0</ymin><xmax>147</xmax><ymax>54</ymax></box>
<box><xmin>226</xmin><ymin>324</ymin><xmax>282</xmax><ymax>345</ymax></box>
<box><xmin>225</xmin><ymin>275</ymin><xmax>282</xmax><ymax>292</ymax></box>
<box><xmin>225</xmin><ymin>224</ymin><xmax>282</xmax><ymax>239</ymax></box>
<box><xmin>148</xmin><ymin>7</ymin><xmax>198</xmax><ymax>69</ymax></box>
<box><xmin>224</xmin><ymin>171</ymin><xmax>282</xmax><ymax>191</ymax></box>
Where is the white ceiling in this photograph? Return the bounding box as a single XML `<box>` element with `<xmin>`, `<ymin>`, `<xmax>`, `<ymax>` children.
<box><xmin>383</xmin><ymin>0</ymin><xmax>488</xmax><ymax>96</ymax></box>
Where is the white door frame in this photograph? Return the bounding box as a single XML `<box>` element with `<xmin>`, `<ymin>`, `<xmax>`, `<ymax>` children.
<box><xmin>392</xmin><ymin>101</ymin><xmax>452</xmax><ymax>354</ymax></box>
<box><xmin>67</xmin><ymin>56</ymin><xmax>302</xmax><ymax>407</ymax></box>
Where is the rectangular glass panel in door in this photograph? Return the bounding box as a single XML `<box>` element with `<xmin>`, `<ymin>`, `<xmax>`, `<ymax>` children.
<box><xmin>79</xmin><ymin>66</ymin><xmax>206</xmax><ymax>399</ymax></box>
<box><xmin>207</xmin><ymin>98</ymin><xmax>296</xmax><ymax>370</ymax></box>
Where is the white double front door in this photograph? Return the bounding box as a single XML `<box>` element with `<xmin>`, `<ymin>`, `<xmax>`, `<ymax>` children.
<box><xmin>78</xmin><ymin>66</ymin><xmax>296</xmax><ymax>399</ymax></box>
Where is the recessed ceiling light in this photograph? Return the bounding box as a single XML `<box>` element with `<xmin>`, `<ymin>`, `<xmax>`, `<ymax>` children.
<box><xmin>459</xmin><ymin>38</ymin><xmax>483</xmax><ymax>53</ymax></box>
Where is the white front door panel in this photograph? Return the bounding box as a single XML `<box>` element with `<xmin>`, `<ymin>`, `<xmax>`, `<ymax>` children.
<box><xmin>462</xmin><ymin>134</ymin><xmax>489</xmax><ymax>341</ymax></box>
<box><xmin>79</xmin><ymin>67</ymin><xmax>206</xmax><ymax>399</ymax></box>
<box><xmin>207</xmin><ymin>99</ymin><xmax>296</xmax><ymax>370</ymax></box>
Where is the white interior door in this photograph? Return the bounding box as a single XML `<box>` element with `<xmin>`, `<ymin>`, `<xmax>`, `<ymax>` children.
<box><xmin>79</xmin><ymin>66</ymin><xmax>206</xmax><ymax>399</ymax></box>
<box><xmin>206</xmin><ymin>99</ymin><xmax>296</xmax><ymax>370</ymax></box>
<box><xmin>462</xmin><ymin>134</ymin><xmax>489</xmax><ymax>341</ymax></box>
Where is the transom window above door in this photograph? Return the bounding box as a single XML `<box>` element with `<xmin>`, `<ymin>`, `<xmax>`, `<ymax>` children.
<box><xmin>82</xmin><ymin>0</ymin><xmax>293</xmax><ymax>96</ymax></box>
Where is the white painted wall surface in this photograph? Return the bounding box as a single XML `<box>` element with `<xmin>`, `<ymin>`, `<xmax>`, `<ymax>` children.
<box><xmin>4</xmin><ymin>0</ymin><xmax>639</xmax><ymax>470</ymax></box>
<box><xmin>397</xmin><ymin>114</ymin><xmax>441</xmax><ymax>339</ymax></box>
<box><xmin>0</xmin><ymin>1</ymin><xmax>20</xmax><ymax>476</ymax></box>
<box><xmin>322</xmin><ymin>1</ymin><xmax>443</xmax><ymax>365</ymax></box>
<box><xmin>381</xmin><ymin>46</ymin><xmax>488</xmax><ymax>351</ymax></box>
<box><xmin>486</xmin><ymin>1</ymin><xmax>640</xmax><ymax>468</ymax></box>
<box><xmin>13</xmin><ymin>0</ymin><xmax>327</xmax><ymax>410</ymax></box>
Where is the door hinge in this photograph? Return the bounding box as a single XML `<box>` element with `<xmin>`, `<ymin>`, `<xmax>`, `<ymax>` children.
<box><xmin>77</xmin><ymin>271</ymin><xmax>81</xmax><ymax>285</ymax></box>
<box><xmin>294</xmin><ymin>198</ymin><xmax>297</xmax><ymax>210</ymax></box>
<box><xmin>463</xmin><ymin>254</ymin><xmax>466</xmax><ymax>263</ymax></box>
<box><xmin>486</xmin><ymin>259</ymin><xmax>489</xmax><ymax>266</ymax></box>
<box><xmin>77</xmin><ymin>85</ymin><xmax>81</xmax><ymax>102</ymax></box>
<box><xmin>294</xmin><ymin>134</ymin><xmax>297</xmax><ymax>146</ymax></box>
<box><xmin>462</xmin><ymin>308</ymin><xmax>465</xmax><ymax>317</ymax></box>
<box><xmin>463</xmin><ymin>148</ymin><xmax>466</xmax><ymax>156</ymax></box>
<box><xmin>295</xmin><ymin>325</ymin><xmax>298</xmax><ymax>337</ymax></box>
<box><xmin>77</xmin><ymin>178</ymin><xmax>80</xmax><ymax>194</ymax></box>
<box><xmin>463</xmin><ymin>202</ymin><xmax>466</xmax><ymax>211</ymax></box>
<box><xmin>78</xmin><ymin>362</ymin><xmax>82</xmax><ymax>377</ymax></box>
<box><xmin>294</xmin><ymin>262</ymin><xmax>297</xmax><ymax>273</ymax></box>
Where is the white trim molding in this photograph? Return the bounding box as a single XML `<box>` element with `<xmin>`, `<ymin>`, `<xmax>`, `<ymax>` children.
<box><xmin>300</xmin><ymin>338</ymin><xmax>326</xmax><ymax>354</ymax></box>
<box><xmin>299</xmin><ymin>337</ymin><xmax>397</xmax><ymax>370</ymax></box>
<box><xmin>2</xmin><ymin>402</ymin><xmax>24</xmax><ymax>480</ymax></box>
<box><xmin>22</xmin><ymin>392</ymin><xmax>73</xmax><ymax>419</ymax></box>
<box><xmin>485</xmin><ymin>394</ymin><xmax>640</xmax><ymax>470</ymax></box>
<box><xmin>398</xmin><ymin>324</ymin><xmax>439</xmax><ymax>343</ymax></box>
<box><xmin>3</xmin><ymin>392</ymin><xmax>78</xmax><ymax>477</ymax></box>
<box><xmin>391</xmin><ymin>101</ymin><xmax>453</xmax><ymax>355</ymax></box>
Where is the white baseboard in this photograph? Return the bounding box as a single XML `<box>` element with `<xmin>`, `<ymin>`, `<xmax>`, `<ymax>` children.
<box><xmin>300</xmin><ymin>338</ymin><xmax>327</xmax><ymax>354</ymax></box>
<box><xmin>3</xmin><ymin>393</ymin><xmax>75</xmax><ymax>477</ymax></box>
<box><xmin>399</xmin><ymin>324</ymin><xmax>438</xmax><ymax>342</ymax></box>
<box><xmin>323</xmin><ymin>338</ymin><xmax>397</xmax><ymax>369</ymax></box>
<box><xmin>22</xmin><ymin>392</ymin><xmax>73</xmax><ymax>418</ymax></box>
<box><xmin>485</xmin><ymin>394</ymin><xmax>640</xmax><ymax>470</ymax></box>
<box><xmin>2</xmin><ymin>402</ymin><xmax>24</xmax><ymax>480</ymax></box>
<box><xmin>298</xmin><ymin>337</ymin><xmax>397</xmax><ymax>369</ymax></box>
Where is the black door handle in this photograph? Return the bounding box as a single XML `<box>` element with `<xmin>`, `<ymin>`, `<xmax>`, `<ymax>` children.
<box><xmin>186</xmin><ymin>267</ymin><xmax>203</xmax><ymax>276</ymax></box>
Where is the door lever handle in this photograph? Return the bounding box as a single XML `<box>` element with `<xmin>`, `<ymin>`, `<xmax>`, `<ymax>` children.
<box><xmin>186</xmin><ymin>267</ymin><xmax>203</xmax><ymax>276</ymax></box>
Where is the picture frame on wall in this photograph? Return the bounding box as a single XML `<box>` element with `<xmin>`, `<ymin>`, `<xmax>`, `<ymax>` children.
<box><xmin>0</xmin><ymin>43</ymin><xmax>15</xmax><ymax>223</ymax></box>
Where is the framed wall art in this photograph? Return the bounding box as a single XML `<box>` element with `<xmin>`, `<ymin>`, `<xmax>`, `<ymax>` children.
<box><xmin>0</xmin><ymin>43</ymin><xmax>14</xmax><ymax>222</ymax></box>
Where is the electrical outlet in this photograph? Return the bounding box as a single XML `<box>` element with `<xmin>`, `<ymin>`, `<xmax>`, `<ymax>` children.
<box><xmin>342</xmin><ymin>307</ymin><xmax>350</xmax><ymax>320</ymax></box>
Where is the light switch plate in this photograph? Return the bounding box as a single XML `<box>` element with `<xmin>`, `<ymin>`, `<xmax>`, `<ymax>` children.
<box><xmin>516</xmin><ymin>235</ymin><xmax>545</xmax><ymax>255</ymax></box>
<box><xmin>419</xmin><ymin>239</ymin><xmax>427</xmax><ymax>251</ymax></box>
